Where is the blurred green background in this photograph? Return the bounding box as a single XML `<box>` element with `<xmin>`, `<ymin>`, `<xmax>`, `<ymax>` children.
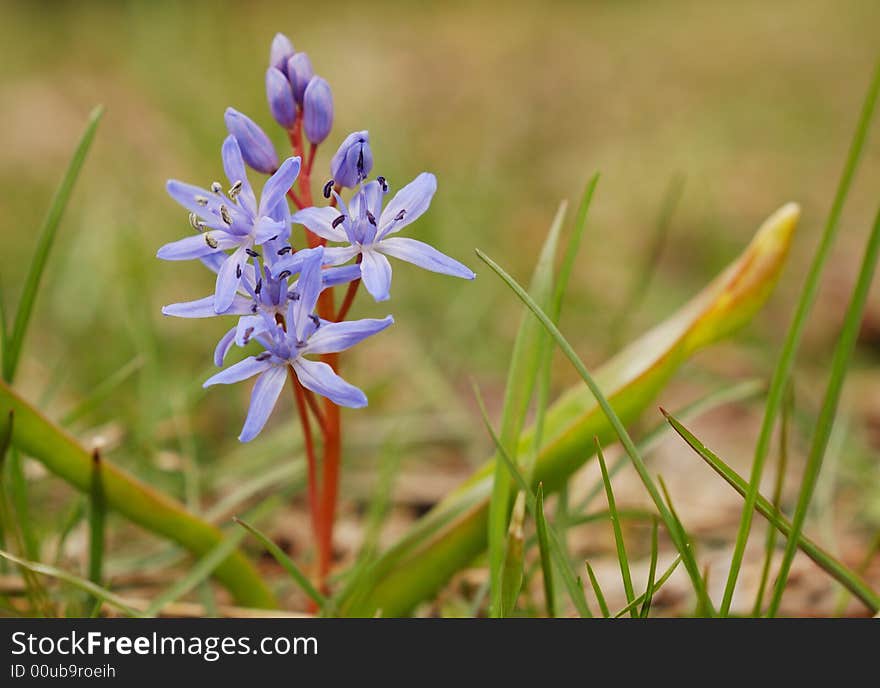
<box><xmin>1</xmin><ymin>0</ymin><xmax>879</xmax><ymax>611</ymax></box>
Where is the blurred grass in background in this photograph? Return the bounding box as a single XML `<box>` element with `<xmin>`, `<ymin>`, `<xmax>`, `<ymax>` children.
<box><xmin>1</xmin><ymin>0</ymin><xmax>879</xmax><ymax>609</ymax></box>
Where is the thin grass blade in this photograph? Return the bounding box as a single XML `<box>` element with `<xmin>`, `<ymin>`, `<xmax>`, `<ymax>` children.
<box><xmin>722</xmin><ymin>57</ymin><xmax>880</xmax><ymax>616</ymax></box>
<box><xmin>534</xmin><ymin>484</ymin><xmax>556</xmax><ymax>617</ymax></box>
<box><xmin>641</xmin><ymin>519</ymin><xmax>660</xmax><ymax>618</ymax></box>
<box><xmin>586</xmin><ymin>562</ymin><xmax>610</xmax><ymax>618</ymax></box>
<box><xmin>613</xmin><ymin>556</ymin><xmax>682</xmax><ymax>618</ymax></box>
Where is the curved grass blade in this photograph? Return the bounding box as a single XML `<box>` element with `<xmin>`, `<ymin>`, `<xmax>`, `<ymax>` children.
<box><xmin>664</xmin><ymin>410</ymin><xmax>880</xmax><ymax>612</ymax></box>
<box><xmin>61</xmin><ymin>355</ymin><xmax>144</xmax><ymax>427</ymax></box>
<box><xmin>339</xmin><ymin>204</ymin><xmax>798</xmax><ymax>616</ymax></box>
<box><xmin>534</xmin><ymin>484</ymin><xmax>556</xmax><ymax>617</ymax></box>
<box><xmin>3</xmin><ymin>106</ymin><xmax>104</xmax><ymax>383</ymax></box>
<box><xmin>585</xmin><ymin>562</ymin><xmax>610</xmax><ymax>618</ymax></box>
<box><xmin>766</xmin><ymin>203</ymin><xmax>880</xmax><ymax>616</ymax></box>
<box><xmin>596</xmin><ymin>438</ymin><xmax>636</xmax><ymax>615</ymax></box>
<box><xmin>0</xmin><ymin>378</ymin><xmax>275</xmax><ymax>608</ymax></box>
<box><xmin>0</xmin><ymin>548</ymin><xmax>142</xmax><ymax>617</ymax></box>
<box><xmin>489</xmin><ymin>200</ymin><xmax>568</xmax><ymax>617</ymax></box>
<box><xmin>235</xmin><ymin>516</ymin><xmax>328</xmax><ymax>612</ymax></box>
<box><xmin>722</xmin><ymin>57</ymin><xmax>880</xmax><ymax>616</ymax></box>
<box><xmin>613</xmin><ymin>555</ymin><xmax>682</xmax><ymax>618</ymax></box>
<box><xmin>477</xmin><ymin>248</ymin><xmax>711</xmax><ymax>610</ymax></box>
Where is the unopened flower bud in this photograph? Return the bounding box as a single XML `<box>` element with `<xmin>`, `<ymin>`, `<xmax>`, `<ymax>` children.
<box><xmin>330</xmin><ymin>131</ymin><xmax>373</xmax><ymax>188</ymax></box>
<box><xmin>287</xmin><ymin>52</ymin><xmax>314</xmax><ymax>105</ymax></box>
<box><xmin>303</xmin><ymin>77</ymin><xmax>333</xmax><ymax>145</ymax></box>
<box><xmin>224</xmin><ymin>108</ymin><xmax>279</xmax><ymax>174</ymax></box>
<box><xmin>269</xmin><ymin>33</ymin><xmax>295</xmax><ymax>75</ymax></box>
<box><xmin>266</xmin><ymin>67</ymin><xmax>296</xmax><ymax>129</ymax></box>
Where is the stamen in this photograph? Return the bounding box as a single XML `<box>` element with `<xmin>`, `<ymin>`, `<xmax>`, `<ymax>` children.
<box><xmin>219</xmin><ymin>205</ymin><xmax>233</xmax><ymax>225</ymax></box>
<box><xmin>235</xmin><ymin>264</ymin><xmax>242</xmax><ymax>279</ymax></box>
<box><xmin>255</xmin><ymin>278</ymin><xmax>263</xmax><ymax>294</ymax></box>
<box><xmin>309</xmin><ymin>314</ymin><xmax>321</xmax><ymax>328</ymax></box>
<box><xmin>377</xmin><ymin>176</ymin><xmax>388</xmax><ymax>192</ymax></box>
<box><xmin>194</xmin><ymin>195</ymin><xmax>209</xmax><ymax>206</ymax></box>
<box><xmin>366</xmin><ymin>211</ymin><xmax>377</xmax><ymax>226</ymax></box>
<box><xmin>211</xmin><ymin>181</ymin><xmax>223</xmax><ymax>194</ymax></box>
<box><xmin>189</xmin><ymin>212</ymin><xmax>203</xmax><ymax>231</ymax></box>
<box><xmin>277</xmin><ymin>246</ymin><xmax>293</xmax><ymax>255</ymax></box>
<box><xmin>357</xmin><ymin>149</ymin><xmax>365</xmax><ymax>177</ymax></box>
<box><xmin>251</xmin><ymin>303</ymin><xmax>259</xmax><ymax>313</ymax></box>
<box><xmin>228</xmin><ymin>180</ymin><xmax>243</xmax><ymax>200</ymax></box>
<box><xmin>277</xmin><ymin>270</ymin><xmax>292</xmax><ymax>280</ymax></box>
<box><xmin>332</xmin><ymin>214</ymin><xmax>346</xmax><ymax>228</ymax></box>
<box><xmin>288</xmin><ymin>290</ymin><xmax>300</xmax><ymax>301</ymax></box>
<box><xmin>204</xmin><ymin>233</ymin><xmax>219</xmax><ymax>249</ymax></box>
<box><xmin>242</xmin><ymin>326</ymin><xmax>254</xmax><ymax>343</ymax></box>
<box><xmin>394</xmin><ymin>209</ymin><xmax>406</xmax><ymax>222</ymax></box>
<box><xmin>323</xmin><ymin>179</ymin><xmax>335</xmax><ymax>199</ymax></box>
<box><xmin>245</xmin><ymin>248</ymin><xmax>260</xmax><ymax>258</ymax></box>
<box><xmin>255</xmin><ymin>352</ymin><xmax>271</xmax><ymax>361</ymax></box>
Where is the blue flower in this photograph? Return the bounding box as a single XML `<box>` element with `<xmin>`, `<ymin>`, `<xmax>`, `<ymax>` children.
<box><xmin>278</xmin><ymin>173</ymin><xmax>475</xmax><ymax>301</ymax></box>
<box><xmin>269</xmin><ymin>33</ymin><xmax>295</xmax><ymax>75</ymax></box>
<box><xmin>330</xmin><ymin>131</ymin><xmax>373</xmax><ymax>188</ymax></box>
<box><xmin>303</xmin><ymin>77</ymin><xmax>333</xmax><ymax>145</ymax></box>
<box><xmin>202</xmin><ymin>248</ymin><xmax>393</xmax><ymax>441</ymax></box>
<box><xmin>157</xmin><ymin>136</ymin><xmax>301</xmax><ymax>313</ymax></box>
<box><xmin>266</xmin><ymin>67</ymin><xmax>296</xmax><ymax>129</ymax></box>
<box><xmin>224</xmin><ymin>108</ymin><xmax>279</xmax><ymax>174</ymax></box>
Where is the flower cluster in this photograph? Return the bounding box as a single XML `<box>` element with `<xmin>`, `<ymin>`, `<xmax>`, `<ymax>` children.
<box><xmin>158</xmin><ymin>33</ymin><xmax>475</xmax><ymax>442</ymax></box>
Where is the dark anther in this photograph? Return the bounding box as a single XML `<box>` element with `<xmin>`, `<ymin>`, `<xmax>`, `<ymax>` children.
<box><xmin>323</xmin><ymin>179</ymin><xmax>335</xmax><ymax>199</ymax></box>
<box><xmin>357</xmin><ymin>148</ymin><xmax>365</xmax><ymax>175</ymax></box>
<box><xmin>235</xmin><ymin>264</ymin><xmax>242</xmax><ymax>279</ymax></box>
<box><xmin>277</xmin><ymin>270</ymin><xmax>292</xmax><ymax>280</ymax></box>
<box><xmin>204</xmin><ymin>233</ymin><xmax>219</xmax><ymax>249</ymax></box>
<box><xmin>309</xmin><ymin>314</ymin><xmax>321</xmax><ymax>328</ymax></box>
<box><xmin>211</xmin><ymin>181</ymin><xmax>223</xmax><ymax>194</ymax></box>
<box><xmin>251</xmin><ymin>303</ymin><xmax>259</xmax><ymax>313</ymax></box>
<box><xmin>377</xmin><ymin>176</ymin><xmax>388</xmax><ymax>192</ymax></box>
<box><xmin>366</xmin><ymin>211</ymin><xmax>377</xmax><ymax>226</ymax></box>
<box><xmin>394</xmin><ymin>209</ymin><xmax>406</xmax><ymax>222</ymax></box>
<box><xmin>268</xmin><ymin>235</ymin><xmax>278</xmax><ymax>242</ymax></box>
<box><xmin>243</xmin><ymin>326</ymin><xmax>254</xmax><ymax>343</ymax></box>
<box><xmin>245</xmin><ymin>248</ymin><xmax>260</xmax><ymax>258</ymax></box>
<box><xmin>277</xmin><ymin>246</ymin><xmax>293</xmax><ymax>255</ymax></box>
<box><xmin>255</xmin><ymin>352</ymin><xmax>271</xmax><ymax>361</ymax></box>
<box><xmin>255</xmin><ymin>278</ymin><xmax>263</xmax><ymax>294</ymax></box>
<box><xmin>288</xmin><ymin>290</ymin><xmax>300</xmax><ymax>301</ymax></box>
<box><xmin>332</xmin><ymin>214</ymin><xmax>346</xmax><ymax>228</ymax></box>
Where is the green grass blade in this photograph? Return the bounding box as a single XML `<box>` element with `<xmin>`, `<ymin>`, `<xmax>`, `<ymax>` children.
<box><xmin>753</xmin><ymin>384</ymin><xmax>792</xmax><ymax>616</ymax></box>
<box><xmin>595</xmin><ymin>438</ymin><xmax>636</xmax><ymax>615</ymax></box>
<box><xmin>87</xmin><ymin>450</ymin><xmax>106</xmax><ymax>590</ymax></box>
<box><xmin>766</xmin><ymin>203</ymin><xmax>880</xmax><ymax>616</ymax></box>
<box><xmin>586</xmin><ymin>562</ymin><xmax>610</xmax><ymax>618</ymax></box>
<box><xmin>145</xmin><ymin>496</ymin><xmax>280</xmax><ymax>617</ymax></box>
<box><xmin>552</xmin><ymin>175</ymin><xmax>599</xmax><ymax>316</ymax></box>
<box><xmin>641</xmin><ymin>519</ymin><xmax>660</xmax><ymax>618</ymax></box>
<box><xmin>3</xmin><ymin>106</ymin><xmax>104</xmax><ymax>384</ymax></box>
<box><xmin>664</xmin><ymin>410</ymin><xmax>880</xmax><ymax>612</ymax></box>
<box><xmin>474</xmin><ymin>386</ymin><xmax>592</xmax><ymax>617</ymax></box>
<box><xmin>0</xmin><ymin>548</ymin><xmax>142</xmax><ymax>617</ymax></box>
<box><xmin>476</xmin><ymin>248</ymin><xmax>710</xmax><ymax>608</ymax></box>
<box><xmin>534</xmin><ymin>484</ymin><xmax>556</xmax><ymax>617</ymax></box>
<box><xmin>235</xmin><ymin>516</ymin><xmax>328</xmax><ymax>611</ymax></box>
<box><xmin>613</xmin><ymin>556</ymin><xmax>682</xmax><ymax>618</ymax></box>
<box><xmin>0</xmin><ymin>378</ymin><xmax>275</xmax><ymax>608</ymax></box>
<box><xmin>721</xmin><ymin>57</ymin><xmax>880</xmax><ymax>616</ymax></box>
<box><xmin>489</xmin><ymin>200</ymin><xmax>567</xmax><ymax>617</ymax></box>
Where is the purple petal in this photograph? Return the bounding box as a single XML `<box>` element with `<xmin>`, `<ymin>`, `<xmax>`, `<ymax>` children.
<box><xmin>291</xmin><ymin>206</ymin><xmax>348</xmax><ymax>242</ymax></box>
<box><xmin>292</xmin><ymin>248</ymin><xmax>325</xmax><ymax>342</ymax></box>
<box><xmin>292</xmin><ymin>358</ymin><xmax>367</xmax><ymax>408</ymax></box>
<box><xmin>378</xmin><ymin>172</ymin><xmax>437</xmax><ymax>238</ymax></box>
<box><xmin>360</xmin><ymin>250</ymin><xmax>392</xmax><ymax>301</ymax></box>
<box><xmin>165</xmin><ymin>181</ymin><xmax>226</xmax><ymax>229</ymax></box>
<box><xmin>259</xmin><ymin>156</ymin><xmax>300</xmax><ymax>217</ymax></box>
<box><xmin>224</xmin><ymin>108</ymin><xmax>279</xmax><ymax>174</ymax></box>
<box><xmin>162</xmin><ymin>294</ymin><xmax>253</xmax><ymax>318</ymax></box>
<box><xmin>270</xmin><ymin>34</ymin><xmax>295</xmax><ymax>74</ymax></box>
<box><xmin>239</xmin><ymin>366</ymin><xmax>288</xmax><ymax>442</ymax></box>
<box><xmin>254</xmin><ymin>216</ymin><xmax>287</xmax><ymax>245</ymax></box>
<box><xmin>221</xmin><ymin>136</ymin><xmax>257</xmax><ymax>215</ymax></box>
<box><xmin>302</xmin><ymin>77</ymin><xmax>333</xmax><ymax>145</ymax></box>
<box><xmin>322</xmin><ymin>245</ymin><xmax>360</xmax><ymax>266</ymax></box>
<box><xmin>304</xmin><ymin>316</ymin><xmax>393</xmax><ymax>355</ymax></box>
<box><xmin>376</xmin><ymin>237</ymin><xmax>475</xmax><ymax>279</ymax></box>
<box><xmin>214</xmin><ymin>246</ymin><xmax>247</xmax><ymax>313</ymax></box>
<box><xmin>270</xmin><ymin>245</ymin><xmax>326</xmax><ymax>279</ymax></box>
<box><xmin>321</xmin><ymin>264</ymin><xmax>362</xmax><ymax>288</ymax></box>
<box><xmin>287</xmin><ymin>53</ymin><xmax>314</xmax><ymax>104</ymax></box>
<box><xmin>203</xmin><ymin>355</ymin><xmax>273</xmax><ymax>387</ymax></box>
<box><xmin>330</xmin><ymin>131</ymin><xmax>372</xmax><ymax>189</ymax></box>
<box><xmin>214</xmin><ymin>327</ymin><xmax>237</xmax><ymax>367</ymax></box>
<box><xmin>157</xmin><ymin>233</ymin><xmax>238</xmax><ymax>261</ymax></box>
<box><xmin>266</xmin><ymin>67</ymin><xmax>296</xmax><ymax>128</ymax></box>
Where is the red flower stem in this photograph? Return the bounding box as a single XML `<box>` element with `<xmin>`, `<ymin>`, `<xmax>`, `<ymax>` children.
<box><xmin>335</xmin><ymin>278</ymin><xmax>361</xmax><ymax>322</ymax></box>
<box><xmin>288</xmin><ymin>367</ymin><xmax>323</xmax><ymax>557</ymax></box>
<box><xmin>302</xmin><ymin>387</ymin><xmax>328</xmax><ymax>434</ymax></box>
